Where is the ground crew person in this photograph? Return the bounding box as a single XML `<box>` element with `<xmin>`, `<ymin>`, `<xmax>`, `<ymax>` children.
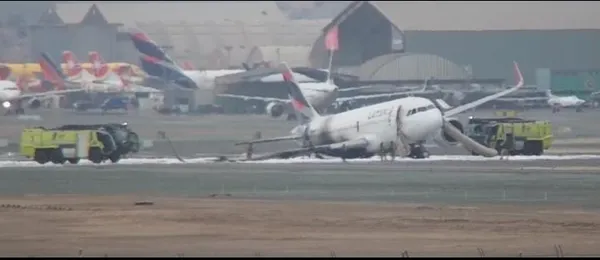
<box><xmin>389</xmin><ymin>141</ymin><xmax>396</xmax><ymax>161</ymax></box>
<box><xmin>500</xmin><ymin>132</ymin><xmax>515</xmax><ymax>160</ymax></box>
<box><xmin>246</xmin><ymin>143</ymin><xmax>253</xmax><ymax>160</ymax></box>
<box><xmin>379</xmin><ymin>142</ymin><xmax>387</xmax><ymax>161</ymax></box>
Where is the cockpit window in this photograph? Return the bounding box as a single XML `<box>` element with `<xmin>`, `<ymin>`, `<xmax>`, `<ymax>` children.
<box><xmin>406</xmin><ymin>104</ymin><xmax>437</xmax><ymax>117</ymax></box>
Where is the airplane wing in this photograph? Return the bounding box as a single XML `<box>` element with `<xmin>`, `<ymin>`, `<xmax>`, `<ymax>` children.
<box><xmin>235</xmin><ymin>138</ymin><xmax>370</xmax><ymax>161</ymax></box>
<box><xmin>335</xmin><ymin>85</ymin><xmax>431</xmax><ymax>103</ymax></box>
<box><xmin>10</xmin><ymin>88</ymin><xmax>84</xmax><ymax>101</ymax></box>
<box><xmin>217</xmin><ymin>93</ymin><xmax>289</xmax><ymax>103</ymax></box>
<box><xmin>235</xmin><ymin>135</ymin><xmax>303</xmax><ymax>146</ymax></box>
<box><xmin>336</xmin><ymin>85</ymin><xmax>378</xmax><ymax>92</ymax></box>
<box><xmin>496</xmin><ymin>97</ymin><xmax>548</xmax><ymax>102</ymax></box>
<box><xmin>444</xmin><ymin>61</ymin><xmax>524</xmax><ymax>118</ymax></box>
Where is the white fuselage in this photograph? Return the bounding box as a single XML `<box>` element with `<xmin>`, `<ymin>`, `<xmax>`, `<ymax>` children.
<box><xmin>291</xmin><ymin>97</ymin><xmax>444</xmax><ymax>156</ymax></box>
<box><xmin>301</xmin><ymin>81</ymin><xmax>339</xmax><ymax>112</ymax></box>
<box><xmin>548</xmin><ymin>95</ymin><xmax>585</xmax><ymax>107</ymax></box>
<box><xmin>0</xmin><ymin>81</ymin><xmax>21</xmax><ymax>101</ymax></box>
<box><xmin>182</xmin><ymin>70</ymin><xmax>245</xmax><ymax>90</ymax></box>
<box><xmin>67</xmin><ymin>69</ymin><xmax>125</xmax><ymax>93</ymax></box>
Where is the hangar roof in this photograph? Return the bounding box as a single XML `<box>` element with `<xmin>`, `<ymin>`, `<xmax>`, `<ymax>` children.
<box><xmin>327</xmin><ymin>1</ymin><xmax>600</xmax><ymax>31</ymax></box>
<box><xmin>55</xmin><ymin>2</ymin><xmax>288</xmax><ymax>25</ymax></box>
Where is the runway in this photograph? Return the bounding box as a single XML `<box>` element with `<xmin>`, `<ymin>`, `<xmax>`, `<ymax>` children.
<box><xmin>1</xmin><ymin>155</ymin><xmax>600</xmax><ymax>209</ymax></box>
<box><xmin>1</xmin><ymin>108</ymin><xmax>600</xmax><ymax>208</ymax></box>
<box><xmin>1</xmin><ymin>109</ymin><xmax>600</xmax><ymax>256</ymax></box>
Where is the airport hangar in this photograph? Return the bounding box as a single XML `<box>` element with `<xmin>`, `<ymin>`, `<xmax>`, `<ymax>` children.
<box><xmin>216</xmin><ymin>1</ymin><xmax>600</xmax><ymax>113</ymax></box>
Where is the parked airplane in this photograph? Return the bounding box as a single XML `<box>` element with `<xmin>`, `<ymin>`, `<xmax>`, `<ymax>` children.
<box><xmin>0</xmin><ymin>58</ymin><xmax>144</xmax><ymax>81</ymax></box>
<box><xmin>59</xmin><ymin>51</ymin><xmax>156</xmax><ymax>94</ymax></box>
<box><xmin>546</xmin><ymin>90</ymin><xmax>586</xmax><ymax>112</ymax></box>
<box><xmin>88</xmin><ymin>51</ymin><xmax>145</xmax><ymax>84</ymax></box>
<box><xmin>87</xmin><ymin>52</ymin><xmax>161</xmax><ymax>94</ymax></box>
<box><xmin>218</xmin><ymin>76</ymin><xmax>430</xmax><ymax>119</ymax></box>
<box><xmin>234</xmin><ymin>62</ymin><xmax>524</xmax><ymax>161</ymax></box>
<box><xmin>497</xmin><ymin>89</ymin><xmax>587</xmax><ymax>112</ymax></box>
<box><xmin>0</xmin><ymin>55</ymin><xmax>84</xmax><ymax>115</ymax></box>
<box><xmin>129</xmin><ymin>28</ymin><xmax>327</xmax><ymax>90</ymax></box>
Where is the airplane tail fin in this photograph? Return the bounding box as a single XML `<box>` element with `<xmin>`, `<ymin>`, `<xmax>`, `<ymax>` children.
<box><xmin>139</xmin><ymin>55</ymin><xmax>197</xmax><ymax>89</ymax></box>
<box><xmin>128</xmin><ymin>28</ymin><xmax>182</xmax><ymax>71</ymax></box>
<box><xmin>15</xmin><ymin>75</ymin><xmax>27</xmax><ymax>92</ymax></box>
<box><xmin>182</xmin><ymin>61</ymin><xmax>194</xmax><ymax>70</ymax></box>
<box><xmin>325</xmin><ymin>51</ymin><xmax>334</xmax><ymax>85</ymax></box>
<box><xmin>0</xmin><ymin>65</ymin><xmax>10</xmax><ymax>80</ymax></box>
<box><xmin>40</xmin><ymin>52</ymin><xmax>67</xmax><ymax>90</ymax></box>
<box><xmin>88</xmin><ymin>51</ymin><xmax>111</xmax><ymax>79</ymax></box>
<box><xmin>278</xmin><ymin>62</ymin><xmax>320</xmax><ymax>122</ymax></box>
<box><xmin>62</xmin><ymin>50</ymin><xmax>82</xmax><ymax>77</ymax></box>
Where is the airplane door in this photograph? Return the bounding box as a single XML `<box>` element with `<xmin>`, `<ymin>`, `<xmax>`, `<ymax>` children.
<box><xmin>396</xmin><ymin>106</ymin><xmax>402</xmax><ymax>136</ymax></box>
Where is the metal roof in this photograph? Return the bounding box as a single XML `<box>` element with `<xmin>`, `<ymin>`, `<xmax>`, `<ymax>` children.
<box><xmin>135</xmin><ymin>20</ymin><xmax>328</xmax><ymax>62</ymax></box>
<box><xmin>246</xmin><ymin>45</ymin><xmax>312</xmax><ymax>67</ymax></box>
<box><xmin>357</xmin><ymin>52</ymin><xmax>469</xmax><ymax>81</ymax></box>
<box><xmin>326</xmin><ymin>1</ymin><xmax>600</xmax><ymax>31</ymax></box>
<box><xmin>55</xmin><ymin>2</ymin><xmax>288</xmax><ymax>26</ymax></box>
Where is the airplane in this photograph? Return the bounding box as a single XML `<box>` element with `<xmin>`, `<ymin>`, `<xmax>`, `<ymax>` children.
<box><xmin>218</xmin><ymin>76</ymin><xmax>431</xmax><ymax>120</ymax></box>
<box><xmin>0</xmin><ymin>58</ymin><xmax>145</xmax><ymax>81</ymax></box>
<box><xmin>0</xmin><ymin>54</ymin><xmax>85</xmax><ymax>115</ymax></box>
<box><xmin>88</xmin><ymin>51</ymin><xmax>146</xmax><ymax>84</ymax></box>
<box><xmin>40</xmin><ymin>52</ymin><xmax>158</xmax><ymax>113</ymax></box>
<box><xmin>232</xmin><ymin>61</ymin><xmax>524</xmax><ymax>161</ymax></box>
<box><xmin>59</xmin><ymin>51</ymin><xmax>157</xmax><ymax>94</ymax></box>
<box><xmin>546</xmin><ymin>90</ymin><xmax>586</xmax><ymax>112</ymax></box>
<box><xmin>87</xmin><ymin>51</ymin><xmax>161</xmax><ymax>94</ymax></box>
<box><xmin>497</xmin><ymin>89</ymin><xmax>587</xmax><ymax>112</ymax></box>
<box><xmin>129</xmin><ymin>28</ymin><xmax>331</xmax><ymax>90</ymax></box>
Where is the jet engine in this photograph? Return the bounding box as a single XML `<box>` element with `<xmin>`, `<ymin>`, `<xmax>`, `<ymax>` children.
<box><xmin>265</xmin><ymin>102</ymin><xmax>285</xmax><ymax>118</ymax></box>
<box><xmin>28</xmin><ymin>98</ymin><xmax>41</xmax><ymax>109</ymax></box>
<box><xmin>433</xmin><ymin>118</ymin><xmax>464</xmax><ymax>146</ymax></box>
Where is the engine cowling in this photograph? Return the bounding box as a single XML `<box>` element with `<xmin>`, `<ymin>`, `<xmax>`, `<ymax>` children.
<box><xmin>28</xmin><ymin>98</ymin><xmax>41</xmax><ymax>109</ymax></box>
<box><xmin>265</xmin><ymin>102</ymin><xmax>284</xmax><ymax>118</ymax></box>
<box><xmin>433</xmin><ymin>118</ymin><xmax>464</xmax><ymax>146</ymax></box>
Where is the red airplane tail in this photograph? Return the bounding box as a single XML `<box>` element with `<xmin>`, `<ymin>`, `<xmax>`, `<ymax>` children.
<box><xmin>0</xmin><ymin>65</ymin><xmax>11</xmax><ymax>80</ymax></box>
<box><xmin>88</xmin><ymin>51</ymin><xmax>111</xmax><ymax>78</ymax></box>
<box><xmin>62</xmin><ymin>51</ymin><xmax>83</xmax><ymax>77</ymax></box>
<box><xmin>182</xmin><ymin>61</ymin><xmax>194</xmax><ymax>70</ymax></box>
<box><xmin>40</xmin><ymin>53</ymin><xmax>67</xmax><ymax>90</ymax></box>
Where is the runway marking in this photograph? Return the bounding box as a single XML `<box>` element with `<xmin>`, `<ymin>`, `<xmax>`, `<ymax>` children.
<box><xmin>2</xmin><ymin>155</ymin><xmax>600</xmax><ymax>168</ymax></box>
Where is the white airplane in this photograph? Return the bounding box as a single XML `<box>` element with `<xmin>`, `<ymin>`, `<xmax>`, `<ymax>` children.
<box><xmin>496</xmin><ymin>88</ymin><xmax>587</xmax><ymax>110</ymax></box>
<box><xmin>217</xmin><ymin>66</ymin><xmax>432</xmax><ymax>119</ymax></box>
<box><xmin>58</xmin><ymin>51</ymin><xmax>158</xmax><ymax>94</ymax></box>
<box><xmin>546</xmin><ymin>90</ymin><xmax>586</xmax><ymax>110</ymax></box>
<box><xmin>0</xmin><ymin>70</ymin><xmax>82</xmax><ymax>115</ymax></box>
<box><xmin>60</xmin><ymin>51</ymin><xmax>126</xmax><ymax>93</ymax></box>
<box><xmin>233</xmin><ymin>61</ymin><xmax>524</xmax><ymax>161</ymax></box>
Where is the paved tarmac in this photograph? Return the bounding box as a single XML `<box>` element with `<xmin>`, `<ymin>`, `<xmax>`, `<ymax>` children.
<box><xmin>1</xmin><ymin>156</ymin><xmax>600</xmax><ymax>209</ymax></box>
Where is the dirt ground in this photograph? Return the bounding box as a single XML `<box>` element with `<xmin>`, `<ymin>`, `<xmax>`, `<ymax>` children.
<box><xmin>0</xmin><ymin>195</ymin><xmax>598</xmax><ymax>257</ymax></box>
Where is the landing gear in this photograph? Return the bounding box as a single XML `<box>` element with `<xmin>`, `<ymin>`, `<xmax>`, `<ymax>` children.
<box><xmin>408</xmin><ymin>142</ymin><xmax>430</xmax><ymax>159</ymax></box>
